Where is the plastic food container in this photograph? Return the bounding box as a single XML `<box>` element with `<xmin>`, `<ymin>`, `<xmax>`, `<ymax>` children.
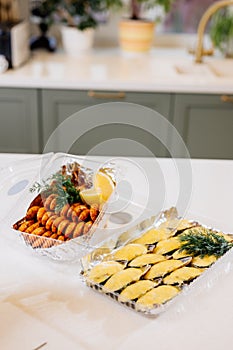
<box><xmin>1</xmin><ymin>153</ymin><xmax>127</xmax><ymax>261</ymax></box>
<box><xmin>81</xmin><ymin>207</ymin><xmax>233</xmax><ymax>317</ymax></box>
<box><xmin>0</xmin><ymin>153</ymin><xmax>52</xmax><ymax>222</ymax></box>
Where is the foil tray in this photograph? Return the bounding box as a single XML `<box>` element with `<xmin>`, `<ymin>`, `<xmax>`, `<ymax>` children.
<box><xmin>81</xmin><ymin>207</ymin><xmax>233</xmax><ymax>317</ymax></box>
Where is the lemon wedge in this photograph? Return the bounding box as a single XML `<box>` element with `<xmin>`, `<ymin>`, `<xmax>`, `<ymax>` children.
<box><xmin>80</xmin><ymin>188</ymin><xmax>103</xmax><ymax>206</ymax></box>
<box><xmin>93</xmin><ymin>171</ymin><xmax>115</xmax><ymax>202</ymax></box>
<box><xmin>80</xmin><ymin>171</ymin><xmax>115</xmax><ymax>205</ymax></box>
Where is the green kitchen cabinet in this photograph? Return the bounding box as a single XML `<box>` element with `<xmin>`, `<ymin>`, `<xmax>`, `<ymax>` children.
<box><xmin>41</xmin><ymin>89</ymin><xmax>172</xmax><ymax>157</ymax></box>
<box><xmin>171</xmin><ymin>94</ymin><xmax>233</xmax><ymax>159</ymax></box>
<box><xmin>1</xmin><ymin>87</ymin><xmax>232</xmax><ymax>159</ymax></box>
<box><xmin>0</xmin><ymin>88</ymin><xmax>40</xmax><ymax>153</ymax></box>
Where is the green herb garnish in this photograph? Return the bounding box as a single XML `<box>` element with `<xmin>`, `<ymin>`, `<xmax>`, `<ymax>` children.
<box><xmin>30</xmin><ymin>179</ymin><xmax>51</xmax><ymax>194</ymax></box>
<box><xmin>30</xmin><ymin>173</ymin><xmax>80</xmax><ymax>213</ymax></box>
<box><xmin>178</xmin><ymin>230</ymin><xmax>233</xmax><ymax>258</ymax></box>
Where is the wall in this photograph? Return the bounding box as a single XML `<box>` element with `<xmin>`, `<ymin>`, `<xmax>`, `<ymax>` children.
<box><xmin>18</xmin><ymin>0</ymin><xmax>29</xmax><ymax>19</ymax></box>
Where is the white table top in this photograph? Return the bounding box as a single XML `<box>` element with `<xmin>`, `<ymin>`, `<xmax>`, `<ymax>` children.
<box><xmin>1</xmin><ymin>154</ymin><xmax>233</xmax><ymax>350</ymax></box>
<box><xmin>1</xmin><ymin>49</ymin><xmax>233</xmax><ymax>94</ymax></box>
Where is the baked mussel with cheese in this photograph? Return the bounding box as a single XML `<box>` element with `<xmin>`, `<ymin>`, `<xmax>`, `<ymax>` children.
<box><xmin>136</xmin><ymin>285</ymin><xmax>180</xmax><ymax>308</ymax></box>
<box><xmin>103</xmin><ymin>267</ymin><xmax>148</xmax><ymax>292</ymax></box>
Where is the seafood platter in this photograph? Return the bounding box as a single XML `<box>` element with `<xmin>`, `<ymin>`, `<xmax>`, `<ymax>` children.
<box><xmin>6</xmin><ymin>153</ymin><xmax>119</xmax><ymax>261</ymax></box>
<box><xmin>81</xmin><ymin>208</ymin><xmax>233</xmax><ymax>316</ymax></box>
<box><xmin>3</xmin><ymin>153</ymin><xmax>233</xmax><ymax>316</ymax></box>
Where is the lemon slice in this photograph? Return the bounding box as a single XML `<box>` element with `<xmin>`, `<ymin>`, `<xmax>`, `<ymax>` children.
<box><xmin>80</xmin><ymin>188</ymin><xmax>103</xmax><ymax>206</ymax></box>
<box><xmin>80</xmin><ymin>171</ymin><xmax>115</xmax><ymax>205</ymax></box>
<box><xmin>93</xmin><ymin>171</ymin><xmax>115</xmax><ymax>202</ymax></box>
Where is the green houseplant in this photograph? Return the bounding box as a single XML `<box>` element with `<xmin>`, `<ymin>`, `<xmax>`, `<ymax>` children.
<box><xmin>54</xmin><ymin>0</ymin><xmax>121</xmax><ymax>30</ymax></box>
<box><xmin>57</xmin><ymin>0</ymin><xmax>121</xmax><ymax>54</ymax></box>
<box><xmin>37</xmin><ymin>0</ymin><xmax>121</xmax><ymax>53</ymax></box>
<box><xmin>210</xmin><ymin>8</ymin><xmax>233</xmax><ymax>58</ymax></box>
<box><xmin>118</xmin><ymin>0</ymin><xmax>174</xmax><ymax>52</ymax></box>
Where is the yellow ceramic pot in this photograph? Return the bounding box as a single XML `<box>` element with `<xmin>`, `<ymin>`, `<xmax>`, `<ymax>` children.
<box><xmin>119</xmin><ymin>20</ymin><xmax>155</xmax><ymax>53</ymax></box>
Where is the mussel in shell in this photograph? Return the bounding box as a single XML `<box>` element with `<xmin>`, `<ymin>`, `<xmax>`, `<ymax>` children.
<box><xmin>87</xmin><ymin>261</ymin><xmax>125</xmax><ymax>284</ymax></box>
<box><xmin>159</xmin><ymin>218</ymin><xmax>197</xmax><ymax>233</ymax></box>
<box><xmin>131</xmin><ymin>228</ymin><xmax>168</xmax><ymax>245</ymax></box>
<box><xmin>163</xmin><ymin>266</ymin><xmax>204</xmax><ymax>285</ymax></box>
<box><xmin>137</xmin><ymin>285</ymin><xmax>180</xmax><ymax>308</ymax></box>
<box><xmin>119</xmin><ymin>280</ymin><xmax>156</xmax><ymax>302</ymax></box>
<box><xmin>145</xmin><ymin>257</ymin><xmax>192</xmax><ymax>280</ymax></box>
<box><xmin>153</xmin><ymin>237</ymin><xmax>181</xmax><ymax>255</ymax></box>
<box><xmin>107</xmin><ymin>243</ymin><xmax>147</xmax><ymax>262</ymax></box>
<box><xmin>104</xmin><ymin>267</ymin><xmax>148</xmax><ymax>292</ymax></box>
<box><xmin>191</xmin><ymin>255</ymin><xmax>216</xmax><ymax>268</ymax></box>
<box><xmin>129</xmin><ymin>253</ymin><xmax>166</xmax><ymax>267</ymax></box>
<box><xmin>172</xmin><ymin>249</ymin><xmax>192</xmax><ymax>260</ymax></box>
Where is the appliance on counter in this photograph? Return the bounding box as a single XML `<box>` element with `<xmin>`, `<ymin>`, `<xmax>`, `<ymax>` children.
<box><xmin>0</xmin><ymin>21</ymin><xmax>30</xmax><ymax>68</ymax></box>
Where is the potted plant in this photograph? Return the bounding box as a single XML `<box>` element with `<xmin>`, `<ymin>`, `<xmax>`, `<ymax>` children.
<box><xmin>210</xmin><ymin>8</ymin><xmax>233</xmax><ymax>58</ymax></box>
<box><xmin>54</xmin><ymin>0</ymin><xmax>122</xmax><ymax>54</ymax></box>
<box><xmin>34</xmin><ymin>0</ymin><xmax>121</xmax><ymax>54</ymax></box>
<box><xmin>118</xmin><ymin>0</ymin><xmax>174</xmax><ymax>52</ymax></box>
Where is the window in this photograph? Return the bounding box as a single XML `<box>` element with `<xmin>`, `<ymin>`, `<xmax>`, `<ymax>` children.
<box><xmin>161</xmin><ymin>0</ymin><xmax>216</xmax><ymax>33</ymax></box>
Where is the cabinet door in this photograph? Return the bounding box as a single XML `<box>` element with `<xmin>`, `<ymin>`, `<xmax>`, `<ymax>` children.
<box><xmin>41</xmin><ymin>89</ymin><xmax>171</xmax><ymax>157</ymax></box>
<box><xmin>0</xmin><ymin>88</ymin><xmax>40</xmax><ymax>153</ymax></box>
<box><xmin>172</xmin><ymin>94</ymin><xmax>233</xmax><ymax>159</ymax></box>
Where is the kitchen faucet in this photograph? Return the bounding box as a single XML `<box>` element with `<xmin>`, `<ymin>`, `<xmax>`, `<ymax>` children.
<box><xmin>195</xmin><ymin>0</ymin><xmax>233</xmax><ymax>63</ymax></box>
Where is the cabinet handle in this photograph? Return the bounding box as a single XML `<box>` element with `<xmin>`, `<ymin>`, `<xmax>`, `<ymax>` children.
<box><xmin>88</xmin><ymin>90</ymin><xmax>126</xmax><ymax>99</ymax></box>
<box><xmin>221</xmin><ymin>95</ymin><xmax>233</xmax><ymax>104</ymax></box>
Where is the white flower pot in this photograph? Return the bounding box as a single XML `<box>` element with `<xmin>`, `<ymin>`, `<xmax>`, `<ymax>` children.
<box><xmin>61</xmin><ymin>26</ymin><xmax>95</xmax><ymax>55</ymax></box>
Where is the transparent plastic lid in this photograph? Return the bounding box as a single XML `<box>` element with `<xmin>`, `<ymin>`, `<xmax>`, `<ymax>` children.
<box><xmin>1</xmin><ymin>153</ymin><xmax>151</xmax><ymax>261</ymax></box>
<box><xmin>0</xmin><ymin>153</ymin><xmax>53</xmax><ymax>222</ymax></box>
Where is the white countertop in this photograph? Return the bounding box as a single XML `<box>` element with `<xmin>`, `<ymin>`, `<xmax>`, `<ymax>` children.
<box><xmin>1</xmin><ymin>153</ymin><xmax>233</xmax><ymax>350</ymax></box>
<box><xmin>1</xmin><ymin>49</ymin><xmax>233</xmax><ymax>93</ymax></box>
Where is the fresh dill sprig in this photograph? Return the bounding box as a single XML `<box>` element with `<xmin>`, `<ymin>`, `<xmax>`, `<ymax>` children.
<box><xmin>178</xmin><ymin>230</ymin><xmax>233</xmax><ymax>258</ymax></box>
<box><xmin>30</xmin><ymin>179</ymin><xmax>51</xmax><ymax>194</ymax></box>
<box><xmin>30</xmin><ymin>172</ymin><xmax>80</xmax><ymax>213</ymax></box>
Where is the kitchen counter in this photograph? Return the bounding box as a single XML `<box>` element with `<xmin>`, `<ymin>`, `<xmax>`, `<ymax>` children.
<box><xmin>1</xmin><ymin>153</ymin><xmax>233</xmax><ymax>350</ymax></box>
<box><xmin>1</xmin><ymin>48</ymin><xmax>233</xmax><ymax>93</ymax></box>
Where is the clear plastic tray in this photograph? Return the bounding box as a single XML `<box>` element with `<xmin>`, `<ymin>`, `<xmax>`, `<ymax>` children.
<box><xmin>1</xmin><ymin>153</ymin><xmax>129</xmax><ymax>261</ymax></box>
<box><xmin>81</xmin><ymin>207</ymin><xmax>233</xmax><ymax>317</ymax></box>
